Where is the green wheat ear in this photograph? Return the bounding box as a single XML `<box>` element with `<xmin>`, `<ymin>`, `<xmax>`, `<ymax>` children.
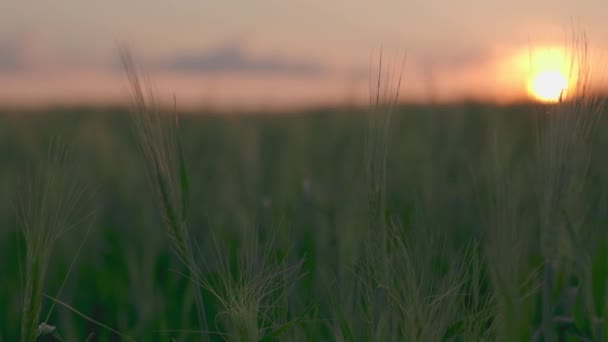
<box><xmin>18</xmin><ymin>136</ymin><xmax>100</xmax><ymax>342</ymax></box>
<box><xmin>18</xmin><ymin>138</ymin><xmax>80</xmax><ymax>342</ymax></box>
<box><xmin>120</xmin><ymin>45</ymin><xmax>209</xmax><ymax>340</ymax></box>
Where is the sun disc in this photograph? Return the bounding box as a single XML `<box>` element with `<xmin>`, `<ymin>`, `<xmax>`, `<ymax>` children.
<box><xmin>529</xmin><ymin>70</ymin><xmax>567</xmax><ymax>102</ymax></box>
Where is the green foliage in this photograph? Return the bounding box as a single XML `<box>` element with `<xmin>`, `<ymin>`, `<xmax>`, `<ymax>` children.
<box><xmin>591</xmin><ymin>238</ymin><xmax>608</xmax><ymax>318</ymax></box>
<box><xmin>1</xmin><ymin>95</ymin><xmax>607</xmax><ymax>340</ymax></box>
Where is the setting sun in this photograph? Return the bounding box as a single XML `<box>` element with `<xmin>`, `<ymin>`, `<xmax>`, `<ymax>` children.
<box><xmin>524</xmin><ymin>46</ymin><xmax>575</xmax><ymax>103</ymax></box>
<box><xmin>529</xmin><ymin>69</ymin><xmax>567</xmax><ymax>102</ymax></box>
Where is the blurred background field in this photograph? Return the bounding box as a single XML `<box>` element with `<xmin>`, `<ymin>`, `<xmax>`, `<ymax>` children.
<box><xmin>6</xmin><ymin>1</ymin><xmax>608</xmax><ymax>340</ymax></box>
<box><xmin>2</xmin><ymin>100</ymin><xmax>608</xmax><ymax>340</ymax></box>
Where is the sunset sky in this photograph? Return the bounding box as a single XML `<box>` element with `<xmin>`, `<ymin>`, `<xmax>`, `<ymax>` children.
<box><xmin>2</xmin><ymin>1</ymin><xmax>608</xmax><ymax>110</ymax></box>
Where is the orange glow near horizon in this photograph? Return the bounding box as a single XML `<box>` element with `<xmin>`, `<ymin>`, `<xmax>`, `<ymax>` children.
<box><xmin>526</xmin><ymin>46</ymin><xmax>577</xmax><ymax>102</ymax></box>
<box><xmin>496</xmin><ymin>45</ymin><xmax>583</xmax><ymax>103</ymax></box>
<box><xmin>0</xmin><ymin>42</ymin><xmax>605</xmax><ymax>110</ymax></box>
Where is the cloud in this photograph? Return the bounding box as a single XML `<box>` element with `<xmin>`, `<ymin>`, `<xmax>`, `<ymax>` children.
<box><xmin>156</xmin><ymin>43</ymin><xmax>331</xmax><ymax>77</ymax></box>
<box><xmin>0</xmin><ymin>39</ymin><xmax>24</xmax><ymax>70</ymax></box>
<box><xmin>413</xmin><ymin>48</ymin><xmax>491</xmax><ymax>72</ymax></box>
<box><xmin>0</xmin><ymin>31</ymin><xmax>58</xmax><ymax>72</ymax></box>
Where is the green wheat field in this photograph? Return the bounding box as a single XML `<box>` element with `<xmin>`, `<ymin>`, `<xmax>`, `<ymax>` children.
<box><xmin>3</xmin><ymin>65</ymin><xmax>608</xmax><ymax>341</ymax></box>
